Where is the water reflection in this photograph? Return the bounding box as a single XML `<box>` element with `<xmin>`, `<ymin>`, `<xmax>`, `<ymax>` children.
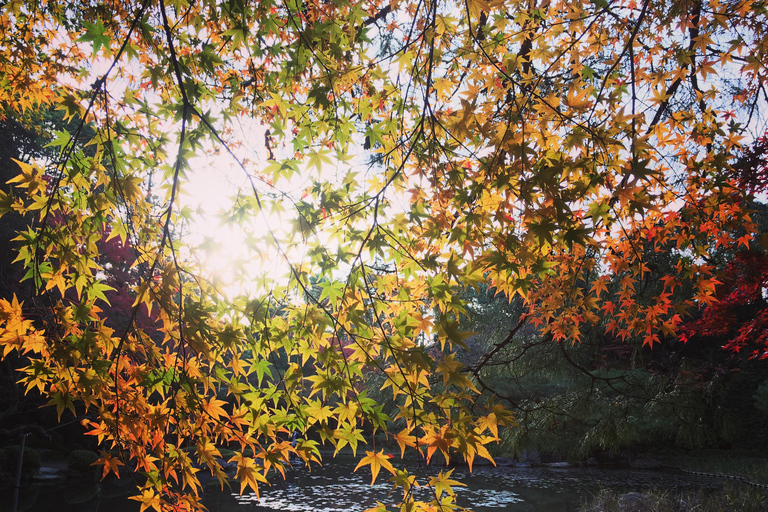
<box><xmin>3</xmin><ymin>458</ymin><xmax>729</xmax><ymax>512</ymax></box>
<box><xmin>229</xmin><ymin>468</ymin><xmax>526</xmax><ymax>511</ymax></box>
<box><xmin>203</xmin><ymin>459</ymin><xmax>726</xmax><ymax>512</ymax></box>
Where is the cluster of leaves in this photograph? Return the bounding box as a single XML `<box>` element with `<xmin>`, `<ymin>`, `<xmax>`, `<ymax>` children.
<box><xmin>730</xmin><ymin>132</ymin><xmax>768</xmax><ymax>195</ymax></box>
<box><xmin>681</xmin><ymin>250</ymin><xmax>768</xmax><ymax>359</ymax></box>
<box><xmin>0</xmin><ymin>0</ymin><xmax>766</xmax><ymax>510</ymax></box>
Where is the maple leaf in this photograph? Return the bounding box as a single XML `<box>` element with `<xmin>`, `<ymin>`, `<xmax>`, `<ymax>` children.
<box><xmin>307</xmin><ymin>148</ymin><xmax>332</xmax><ymax>172</ymax></box>
<box><xmin>564</xmin><ymin>85</ymin><xmax>594</xmax><ymax>110</ymax></box>
<box><xmin>304</xmin><ymin>399</ymin><xmax>334</xmax><ymax>425</ymax></box>
<box><xmin>354</xmin><ymin>450</ymin><xmax>396</xmax><ymax>484</ymax></box>
<box><xmin>428</xmin><ymin>470</ymin><xmax>465</xmax><ymax>499</ymax></box>
<box><xmin>202</xmin><ymin>397</ymin><xmax>229</xmax><ymax>421</ymax></box>
<box><xmin>129</xmin><ymin>488</ymin><xmax>162</xmax><ymax>512</ymax></box>
<box><xmin>392</xmin><ymin>428</ymin><xmax>418</xmax><ymax>458</ymax></box>
<box><xmin>47</xmin><ymin>390</ymin><xmax>76</xmax><ymax>421</ymax></box>
<box><xmin>85</xmin><ymin>282</ymin><xmax>116</xmax><ymax>306</ymax></box>
<box><xmin>229</xmin><ymin>453</ymin><xmax>269</xmax><ymax>495</ymax></box>
<box><xmin>78</xmin><ymin>19</ymin><xmax>111</xmax><ymax>56</ymax></box>
<box><xmin>475</xmin><ymin>413</ymin><xmax>500</xmax><ymax>439</ymax></box>
<box><xmin>97</xmin><ymin>451</ymin><xmax>125</xmax><ymax>480</ymax></box>
<box><xmin>590</xmin><ymin>277</ymin><xmax>609</xmax><ymax>298</ymax></box>
<box><xmin>196</xmin><ymin>440</ymin><xmax>222</xmax><ymax>467</ymax></box>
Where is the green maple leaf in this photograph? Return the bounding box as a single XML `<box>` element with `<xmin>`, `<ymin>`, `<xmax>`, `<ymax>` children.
<box><xmin>86</xmin><ymin>282</ymin><xmax>116</xmax><ymax>305</ymax></box>
<box><xmin>78</xmin><ymin>19</ymin><xmax>110</xmax><ymax>56</ymax></box>
<box><xmin>308</xmin><ymin>85</ymin><xmax>332</xmax><ymax>109</ymax></box>
<box><xmin>307</xmin><ymin>148</ymin><xmax>332</xmax><ymax>172</ymax></box>
<box><xmin>319</xmin><ymin>281</ymin><xmax>344</xmax><ymax>304</ymax></box>
<box><xmin>562</xmin><ymin>226</ymin><xmax>592</xmax><ymax>249</ymax></box>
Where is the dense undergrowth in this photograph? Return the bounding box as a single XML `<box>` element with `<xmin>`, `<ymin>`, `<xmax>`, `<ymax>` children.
<box><xmin>582</xmin><ymin>485</ymin><xmax>768</xmax><ymax>512</ymax></box>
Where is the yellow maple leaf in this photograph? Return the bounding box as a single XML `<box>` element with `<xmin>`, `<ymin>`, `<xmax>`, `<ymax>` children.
<box><xmin>428</xmin><ymin>470</ymin><xmax>465</xmax><ymax>499</ymax></box>
<box><xmin>475</xmin><ymin>413</ymin><xmax>499</xmax><ymax>439</ymax></box>
<box><xmin>202</xmin><ymin>398</ymin><xmax>228</xmax><ymax>421</ymax></box>
<box><xmin>229</xmin><ymin>453</ymin><xmax>268</xmax><ymax>495</ymax></box>
<box><xmin>393</xmin><ymin>427</ymin><xmax>418</xmax><ymax>459</ymax></box>
<box><xmin>129</xmin><ymin>488</ymin><xmax>162</xmax><ymax>512</ymax></box>
<box><xmin>354</xmin><ymin>450</ymin><xmax>396</xmax><ymax>484</ymax></box>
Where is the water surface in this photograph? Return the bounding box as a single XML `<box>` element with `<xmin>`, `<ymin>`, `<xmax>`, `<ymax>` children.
<box><xmin>4</xmin><ymin>458</ymin><xmax>728</xmax><ymax>512</ymax></box>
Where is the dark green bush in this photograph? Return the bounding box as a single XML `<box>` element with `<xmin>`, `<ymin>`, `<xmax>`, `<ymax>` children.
<box><xmin>0</xmin><ymin>445</ymin><xmax>42</xmax><ymax>478</ymax></box>
<box><xmin>67</xmin><ymin>449</ymin><xmax>99</xmax><ymax>477</ymax></box>
<box><xmin>582</xmin><ymin>486</ymin><xmax>768</xmax><ymax>512</ymax></box>
<box><xmin>217</xmin><ymin>448</ymin><xmax>236</xmax><ymax>460</ymax></box>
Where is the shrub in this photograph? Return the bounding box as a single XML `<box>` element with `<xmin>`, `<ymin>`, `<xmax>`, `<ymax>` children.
<box><xmin>754</xmin><ymin>379</ymin><xmax>768</xmax><ymax>416</ymax></box>
<box><xmin>217</xmin><ymin>448</ymin><xmax>236</xmax><ymax>461</ymax></box>
<box><xmin>0</xmin><ymin>445</ymin><xmax>41</xmax><ymax>478</ymax></box>
<box><xmin>67</xmin><ymin>449</ymin><xmax>99</xmax><ymax>478</ymax></box>
<box><xmin>581</xmin><ymin>486</ymin><xmax>768</xmax><ymax>512</ymax></box>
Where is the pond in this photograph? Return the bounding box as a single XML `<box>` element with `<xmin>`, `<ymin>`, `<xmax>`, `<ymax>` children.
<box><xmin>4</xmin><ymin>458</ymin><xmax>730</xmax><ymax>512</ymax></box>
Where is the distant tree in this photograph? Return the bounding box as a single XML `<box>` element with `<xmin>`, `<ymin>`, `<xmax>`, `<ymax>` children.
<box><xmin>730</xmin><ymin>132</ymin><xmax>768</xmax><ymax>196</ymax></box>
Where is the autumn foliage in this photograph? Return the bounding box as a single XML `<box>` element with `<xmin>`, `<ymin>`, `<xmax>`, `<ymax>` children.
<box><xmin>681</xmin><ymin>250</ymin><xmax>768</xmax><ymax>359</ymax></box>
<box><xmin>0</xmin><ymin>0</ymin><xmax>766</xmax><ymax>510</ymax></box>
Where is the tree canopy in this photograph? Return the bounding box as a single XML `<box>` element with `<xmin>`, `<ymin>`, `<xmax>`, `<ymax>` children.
<box><xmin>0</xmin><ymin>0</ymin><xmax>767</xmax><ymax>510</ymax></box>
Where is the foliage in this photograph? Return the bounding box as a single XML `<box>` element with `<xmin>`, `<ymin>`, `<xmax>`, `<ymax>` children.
<box><xmin>756</xmin><ymin>379</ymin><xmax>768</xmax><ymax>416</ymax></box>
<box><xmin>668</xmin><ymin>449</ymin><xmax>768</xmax><ymax>486</ymax></box>
<box><xmin>0</xmin><ymin>0</ymin><xmax>767</xmax><ymax>510</ymax></box>
<box><xmin>581</xmin><ymin>486</ymin><xmax>768</xmax><ymax>512</ymax></box>
<box><xmin>0</xmin><ymin>445</ymin><xmax>41</xmax><ymax>478</ymax></box>
<box><xmin>680</xmin><ymin>250</ymin><xmax>768</xmax><ymax>358</ymax></box>
<box><xmin>67</xmin><ymin>449</ymin><xmax>100</xmax><ymax>477</ymax></box>
<box><xmin>447</xmin><ymin>284</ymin><xmax>738</xmax><ymax>460</ymax></box>
<box><xmin>730</xmin><ymin>132</ymin><xmax>768</xmax><ymax>195</ymax></box>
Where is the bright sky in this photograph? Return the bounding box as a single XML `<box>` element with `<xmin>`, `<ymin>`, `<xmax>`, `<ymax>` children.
<box><xmin>179</xmin><ymin>118</ymin><xmax>293</xmax><ymax>299</ymax></box>
<box><xmin>177</xmin><ymin>116</ymin><xmax>369</xmax><ymax>300</ymax></box>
